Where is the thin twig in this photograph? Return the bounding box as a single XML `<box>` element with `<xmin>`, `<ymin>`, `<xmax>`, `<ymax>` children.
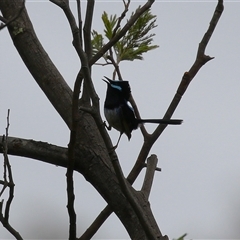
<box><xmin>89</xmin><ymin>0</ymin><xmax>155</xmax><ymax>66</ymax></box>
<box><xmin>3</xmin><ymin>110</ymin><xmax>14</xmax><ymax>222</ymax></box>
<box><xmin>81</xmin><ymin>0</ymin><xmax>95</xmax><ymax>103</ymax></box>
<box><xmin>112</xmin><ymin>0</ymin><xmax>130</xmax><ymax>37</ymax></box>
<box><xmin>50</xmin><ymin>0</ymin><xmax>99</xmax><ymax>109</ymax></box>
<box><xmin>76</xmin><ymin>0</ymin><xmax>83</xmax><ymax>47</ymax></box>
<box><xmin>0</xmin><ymin>110</ymin><xmax>23</xmax><ymax>240</ymax></box>
<box><xmin>107</xmin><ymin>0</ymin><xmax>131</xmax><ymax>79</ymax></box>
<box><xmin>94</xmin><ymin>62</ymin><xmax>112</xmax><ymax>66</ymax></box>
<box><xmin>83</xmin><ymin>0</ymin><xmax>95</xmax><ymax>59</ymax></box>
<box><xmin>66</xmin><ymin>72</ymin><xmax>84</xmax><ymax>239</ymax></box>
<box><xmin>106</xmin><ymin>55</ymin><xmax>123</xmax><ymax>80</ymax></box>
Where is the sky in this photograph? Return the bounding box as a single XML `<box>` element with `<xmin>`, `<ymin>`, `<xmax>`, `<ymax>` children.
<box><xmin>1</xmin><ymin>0</ymin><xmax>240</xmax><ymax>239</ymax></box>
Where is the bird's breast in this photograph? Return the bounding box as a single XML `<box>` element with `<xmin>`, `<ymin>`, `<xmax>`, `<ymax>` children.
<box><xmin>104</xmin><ymin>107</ymin><xmax>123</xmax><ymax>133</ymax></box>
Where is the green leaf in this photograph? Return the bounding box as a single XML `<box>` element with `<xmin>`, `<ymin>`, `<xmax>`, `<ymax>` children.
<box><xmin>102</xmin><ymin>11</ymin><xmax>118</xmax><ymax>40</ymax></box>
<box><xmin>115</xmin><ymin>8</ymin><xmax>159</xmax><ymax>62</ymax></box>
<box><xmin>91</xmin><ymin>30</ymin><xmax>105</xmax><ymax>57</ymax></box>
<box><xmin>92</xmin><ymin>8</ymin><xmax>159</xmax><ymax>63</ymax></box>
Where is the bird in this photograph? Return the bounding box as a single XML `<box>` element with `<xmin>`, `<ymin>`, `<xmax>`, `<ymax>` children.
<box><xmin>103</xmin><ymin>76</ymin><xmax>183</xmax><ymax>148</ymax></box>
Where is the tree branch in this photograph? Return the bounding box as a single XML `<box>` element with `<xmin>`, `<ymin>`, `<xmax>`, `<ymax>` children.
<box><xmin>2</xmin><ymin>110</ymin><xmax>13</xmax><ymax>223</ymax></box>
<box><xmin>0</xmin><ymin>110</ymin><xmax>23</xmax><ymax>240</ymax></box>
<box><xmin>0</xmin><ymin>0</ymin><xmax>73</xmax><ymax>128</ymax></box>
<box><xmin>79</xmin><ymin>154</ymin><xmax>160</xmax><ymax>240</ymax></box>
<box><xmin>78</xmin><ymin>205</ymin><xmax>112</xmax><ymax>240</ymax></box>
<box><xmin>0</xmin><ymin>136</ymin><xmax>68</xmax><ymax>167</ymax></box>
<box><xmin>141</xmin><ymin>154</ymin><xmax>158</xmax><ymax>200</ymax></box>
<box><xmin>80</xmin><ymin>1</ymin><xmax>224</xmax><ymax>237</ymax></box>
<box><xmin>83</xmin><ymin>0</ymin><xmax>95</xmax><ymax>59</ymax></box>
<box><xmin>0</xmin><ymin>133</ymin><xmax>162</xmax><ymax>238</ymax></box>
<box><xmin>127</xmin><ymin>0</ymin><xmax>224</xmax><ymax>184</ymax></box>
<box><xmin>106</xmin><ymin>54</ymin><xmax>123</xmax><ymax>80</ymax></box>
<box><xmin>50</xmin><ymin>0</ymin><xmax>99</xmax><ymax>110</ymax></box>
<box><xmin>76</xmin><ymin>0</ymin><xmax>83</xmax><ymax>47</ymax></box>
<box><xmin>108</xmin><ymin>151</ymin><xmax>160</xmax><ymax>240</ymax></box>
<box><xmin>112</xmin><ymin>0</ymin><xmax>130</xmax><ymax>37</ymax></box>
<box><xmin>89</xmin><ymin>0</ymin><xmax>155</xmax><ymax>66</ymax></box>
<box><xmin>66</xmin><ymin>70</ymin><xmax>84</xmax><ymax>240</ymax></box>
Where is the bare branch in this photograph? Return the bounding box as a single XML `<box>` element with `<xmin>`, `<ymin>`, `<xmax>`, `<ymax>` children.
<box><xmin>108</xmin><ymin>151</ymin><xmax>160</xmax><ymax>240</ymax></box>
<box><xmin>0</xmin><ymin>136</ymin><xmax>68</xmax><ymax>167</ymax></box>
<box><xmin>49</xmin><ymin>0</ymin><xmax>67</xmax><ymax>8</ymax></box>
<box><xmin>0</xmin><ymin>110</ymin><xmax>23</xmax><ymax>240</ymax></box>
<box><xmin>79</xmin><ymin>206</ymin><xmax>112</xmax><ymax>240</ymax></box>
<box><xmin>141</xmin><ymin>154</ymin><xmax>158</xmax><ymax>200</ymax></box>
<box><xmin>0</xmin><ymin>215</ymin><xmax>23</xmax><ymax>240</ymax></box>
<box><xmin>50</xmin><ymin>0</ymin><xmax>99</xmax><ymax>110</ymax></box>
<box><xmin>3</xmin><ymin>110</ymin><xmax>13</xmax><ymax>222</ymax></box>
<box><xmin>66</xmin><ymin>73</ymin><xmax>84</xmax><ymax>240</ymax></box>
<box><xmin>1</xmin><ymin>0</ymin><xmax>73</xmax><ymax>128</ymax></box>
<box><xmin>106</xmin><ymin>54</ymin><xmax>123</xmax><ymax>80</ymax></box>
<box><xmin>50</xmin><ymin>0</ymin><xmax>82</xmax><ymax>57</ymax></box>
<box><xmin>112</xmin><ymin>0</ymin><xmax>130</xmax><ymax>37</ymax></box>
<box><xmin>83</xmin><ymin>0</ymin><xmax>95</xmax><ymax>59</ymax></box>
<box><xmin>76</xmin><ymin>0</ymin><xmax>83</xmax><ymax>47</ymax></box>
<box><xmin>127</xmin><ymin>0</ymin><xmax>224</xmax><ymax>184</ymax></box>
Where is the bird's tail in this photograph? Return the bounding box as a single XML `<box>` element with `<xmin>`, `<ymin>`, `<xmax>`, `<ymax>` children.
<box><xmin>137</xmin><ymin>119</ymin><xmax>183</xmax><ymax>125</ymax></box>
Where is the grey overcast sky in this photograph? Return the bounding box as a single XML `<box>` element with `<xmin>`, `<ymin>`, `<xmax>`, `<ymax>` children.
<box><xmin>1</xmin><ymin>1</ymin><xmax>240</xmax><ymax>239</ymax></box>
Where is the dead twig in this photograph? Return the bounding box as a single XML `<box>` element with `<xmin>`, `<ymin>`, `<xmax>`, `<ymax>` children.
<box><xmin>0</xmin><ymin>110</ymin><xmax>23</xmax><ymax>240</ymax></box>
<box><xmin>141</xmin><ymin>154</ymin><xmax>158</xmax><ymax>200</ymax></box>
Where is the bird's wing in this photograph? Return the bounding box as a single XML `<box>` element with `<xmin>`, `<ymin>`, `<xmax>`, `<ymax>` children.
<box><xmin>119</xmin><ymin>102</ymin><xmax>139</xmax><ymax>140</ymax></box>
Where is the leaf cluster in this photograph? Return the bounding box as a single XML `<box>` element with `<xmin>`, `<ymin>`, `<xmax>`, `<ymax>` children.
<box><xmin>92</xmin><ymin>8</ymin><xmax>159</xmax><ymax>64</ymax></box>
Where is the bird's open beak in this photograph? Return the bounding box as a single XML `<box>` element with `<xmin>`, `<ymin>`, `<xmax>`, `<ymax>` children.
<box><xmin>102</xmin><ymin>79</ymin><xmax>109</xmax><ymax>84</ymax></box>
<box><xmin>102</xmin><ymin>76</ymin><xmax>110</xmax><ymax>84</ymax></box>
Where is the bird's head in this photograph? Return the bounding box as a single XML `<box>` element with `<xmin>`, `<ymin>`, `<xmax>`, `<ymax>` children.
<box><xmin>102</xmin><ymin>76</ymin><xmax>131</xmax><ymax>100</ymax></box>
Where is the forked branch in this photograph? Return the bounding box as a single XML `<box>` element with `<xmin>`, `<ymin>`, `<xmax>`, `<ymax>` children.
<box><xmin>80</xmin><ymin>1</ymin><xmax>224</xmax><ymax>238</ymax></box>
<box><xmin>0</xmin><ymin>110</ymin><xmax>23</xmax><ymax>240</ymax></box>
<box><xmin>128</xmin><ymin>0</ymin><xmax>224</xmax><ymax>184</ymax></box>
<box><xmin>108</xmin><ymin>150</ymin><xmax>160</xmax><ymax>240</ymax></box>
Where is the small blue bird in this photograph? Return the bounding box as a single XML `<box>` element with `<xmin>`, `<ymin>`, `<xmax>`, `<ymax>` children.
<box><xmin>103</xmin><ymin>76</ymin><xmax>182</xmax><ymax>147</ymax></box>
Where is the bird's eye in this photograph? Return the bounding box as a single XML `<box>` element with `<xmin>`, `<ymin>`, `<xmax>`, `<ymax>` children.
<box><xmin>110</xmin><ymin>84</ymin><xmax>122</xmax><ymax>91</ymax></box>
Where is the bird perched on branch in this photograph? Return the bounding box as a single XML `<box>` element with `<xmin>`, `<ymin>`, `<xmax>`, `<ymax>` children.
<box><xmin>103</xmin><ymin>76</ymin><xmax>183</xmax><ymax>148</ymax></box>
